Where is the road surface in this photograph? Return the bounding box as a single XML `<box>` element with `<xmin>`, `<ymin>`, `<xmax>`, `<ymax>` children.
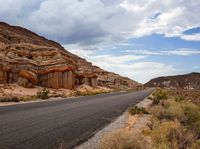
<box><xmin>0</xmin><ymin>89</ymin><xmax>153</xmax><ymax>149</ymax></box>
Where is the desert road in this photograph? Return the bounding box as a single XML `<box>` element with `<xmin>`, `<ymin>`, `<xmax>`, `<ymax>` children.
<box><xmin>0</xmin><ymin>89</ymin><xmax>153</xmax><ymax>149</ymax></box>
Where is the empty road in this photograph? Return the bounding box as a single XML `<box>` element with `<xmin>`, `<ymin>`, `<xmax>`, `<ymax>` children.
<box><xmin>0</xmin><ymin>89</ymin><xmax>153</xmax><ymax>149</ymax></box>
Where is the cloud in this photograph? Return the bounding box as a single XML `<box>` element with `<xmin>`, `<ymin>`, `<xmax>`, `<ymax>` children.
<box><xmin>90</xmin><ymin>55</ymin><xmax>146</xmax><ymax>65</ymax></box>
<box><xmin>68</xmin><ymin>48</ymin><xmax>146</xmax><ymax>64</ymax></box>
<box><xmin>161</xmin><ymin>49</ymin><xmax>200</xmax><ymax>56</ymax></box>
<box><xmin>114</xmin><ymin>62</ymin><xmax>178</xmax><ymax>83</ymax></box>
<box><xmin>1</xmin><ymin>0</ymin><xmax>200</xmax><ymax>45</ymax></box>
<box><xmin>180</xmin><ymin>34</ymin><xmax>200</xmax><ymax>41</ymax></box>
<box><xmin>68</xmin><ymin>48</ymin><xmax>178</xmax><ymax>83</ymax></box>
<box><xmin>125</xmin><ymin>50</ymin><xmax>161</xmax><ymax>55</ymax></box>
<box><xmin>91</xmin><ymin>57</ymin><xmax>178</xmax><ymax>83</ymax></box>
<box><xmin>125</xmin><ymin>49</ymin><xmax>200</xmax><ymax>56</ymax></box>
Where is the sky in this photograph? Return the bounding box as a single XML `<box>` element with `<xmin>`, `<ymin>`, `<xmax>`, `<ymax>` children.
<box><xmin>0</xmin><ymin>0</ymin><xmax>200</xmax><ymax>83</ymax></box>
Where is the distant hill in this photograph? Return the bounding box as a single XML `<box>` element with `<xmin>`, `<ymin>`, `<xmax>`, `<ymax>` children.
<box><xmin>145</xmin><ymin>72</ymin><xmax>200</xmax><ymax>90</ymax></box>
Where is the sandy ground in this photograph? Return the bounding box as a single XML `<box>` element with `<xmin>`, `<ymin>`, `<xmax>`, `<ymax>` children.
<box><xmin>0</xmin><ymin>84</ymin><xmax>41</xmax><ymax>97</ymax></box>
<box><xmin>0</xmin><ymin>84</ymin><xmax>112</xmax><ymax>106</ymax></box>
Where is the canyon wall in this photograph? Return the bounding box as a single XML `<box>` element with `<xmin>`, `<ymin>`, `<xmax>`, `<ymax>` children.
<box><xmin>0</xmin><ymin>22</ymin><xmax>138</xmax><ymax>90</ymax></box>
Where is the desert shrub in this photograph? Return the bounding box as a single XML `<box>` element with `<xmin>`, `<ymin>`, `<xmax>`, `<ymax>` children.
<box><xmin>73</xmin><ymin>90</ymin><xmax>110</xmax><ymax>97</ymax></box>
<box><xmin>100</xmin><ymin>129</ymin><xmax>147</xmax><ymax>149</ymax></box>
<box><xmin>151</xmin><ymin>101</ymin><xmax>184</xmax><ymax>122</ymax></box>
<box><xmin>152</xmin><ymin>88</ymin><xmax>168</xmax><ymax>105</ymax></box>
<box><xmin>128</xmin><ymin>106</ymin><xmax>149</xmax><ymax>115</ymax></box>
<box><xmin>181</xmin><ymin>103</ymin><xmax>200</xmax><ymax>135</ymax></box>
<box><xmin>150</xmin><ymin>121</ymin><xmax>196</xmax><ymax>149</ymax></box>
<box><xmin>37</xmin><ymin>89</ymin><xmax>49</xmax><ymax>100</ymax></box>
<box><xmin>151</xmin><ymin>105</ymin><xmax>173</xmax><ymax>121</ymax></box>
<box><xmin>191</xmin><ymin>140</ymin><xmax>200</xmax><ymax>149</ymax></box>
<box><xmin>147</xmin><ymin>96</ymin><xmax>153</xmax><ymax>100</ymax></box>
<box><xmin>175</xmin><ymin>95</ymin><xmax>185</xmax><ymax>102</ymax></box>
<box><xmin>19</xmin><ymin>95</ymin><xmax>37</xmax><ymax>102</ymax></box>
<box><xmin>0</xmin><ymin>96</ymin><xmax>19</xmax><ymax>102</ymax></box>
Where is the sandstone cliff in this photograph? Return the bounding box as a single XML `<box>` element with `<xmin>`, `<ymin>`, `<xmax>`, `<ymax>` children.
<box><xmin>145</xmin><ymin>72</ymin><xmax>200</xmax><ymax>90</ymax></box>
<box><xmin>0</xmin><ymin>22</ymin><xmax>138</xmax><ymax>90</ymax></box>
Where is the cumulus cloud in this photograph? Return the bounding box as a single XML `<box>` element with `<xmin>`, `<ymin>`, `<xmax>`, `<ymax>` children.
<box><xmin>0</xmin><ymin>0</ymin><xmax>200</xmax><ymax>46</ymax></box>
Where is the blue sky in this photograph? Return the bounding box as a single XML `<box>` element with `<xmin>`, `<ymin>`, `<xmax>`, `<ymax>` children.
<box><xmin>0</xmin><ymin>0</ymin><xmax>200</xmax><ymax>83</ymax></box>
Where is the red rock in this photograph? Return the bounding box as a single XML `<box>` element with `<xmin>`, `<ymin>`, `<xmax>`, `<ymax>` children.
<box><xmin>19</xmin><ymin>70</ymin><xmax>38</xmax><ymax>85</ymax></box>
<box><xmin>0</xmin><ymin>22</ymin><xmax>139</xmax><ymax>90</ymax></box>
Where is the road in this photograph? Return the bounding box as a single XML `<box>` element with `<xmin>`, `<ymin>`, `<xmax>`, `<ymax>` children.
<box><xmin>0</xmin><ymin>89</ymin><xmax>153</xmax><ymax>149</ymax></box>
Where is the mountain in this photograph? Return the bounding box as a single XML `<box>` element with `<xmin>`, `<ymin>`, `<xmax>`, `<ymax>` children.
<box><xmin>0</xmin><ymin>22</ymin><xmax>138</xmax><ymax>89</ymax></box>
<box><xmin>145</xmin><ymin>72</ymin><xmax>200</xmax><ymax>90</ymax></box>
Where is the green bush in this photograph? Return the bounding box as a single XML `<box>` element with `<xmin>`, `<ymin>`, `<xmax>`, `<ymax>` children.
<box><xmin>0</xmin><ymin>96</ymin><xmax>20</xmax><ymax>102</ymax></box>
<box><xmin>152</xmin><ymin>88</ymin><xmax>168</xmax><ymax>105</ymax></box>
<box><xmin>128</xmin><ymin>106</ymin><xmax>149</xmax><ymax>115</ymax></box>
<box><xmin>175</xmin><ymin>95</ymin><xmax>185</xmax><ymax>102</ymax></box>
<box><xmin>182</xmin><ymin>103</ymin><xmax>200</xmax><ymax>135</ymax></box>
<box><xmin>37</xmin><ymin>89</ymin><xmax>49</xmax><ymax>100</ymax></box>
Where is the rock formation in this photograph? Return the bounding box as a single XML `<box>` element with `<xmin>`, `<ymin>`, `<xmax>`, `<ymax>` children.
<box><xmin>0</xmin><ymin>22</ymin><xmax>138</xmax><ymax>89</ymax></box>
<box><xmin>145</xmin><ymin>72</ymin><xmax>200</xmax><ymax>90</ymax></box>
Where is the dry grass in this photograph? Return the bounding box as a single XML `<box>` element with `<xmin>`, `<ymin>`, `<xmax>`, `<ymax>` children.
<box><xmin>73</xmin><ymin>90</ymin><xmax>110</xmax><ymax>97</ymax></box>
<box><xmin>0</xmin><ymin>96</ymin><xmax>20</xmax><ymax>102</ymax></box>
<box><xmin>100</xmin><ymin>129</ymin><xmax>149</xmax><ymax>149</ymax></box>
<box><xmin>19</xmin><ymin>95</ymin><xmax>37</xmax><ymax>102</ymax></box>
<box><xmin>149</xmin><ymin>121</ymin><xmax>196</xmax><ymax>149</ymax></box>
<box><xmin>100</xmin><ymin>89</ymin><xmax>200</xmax><ymax>149</ymax></box>
<box><xmin>167</xmin><ymin>89</ymin><xmax>200</xmax><ymax>105</ymax></box>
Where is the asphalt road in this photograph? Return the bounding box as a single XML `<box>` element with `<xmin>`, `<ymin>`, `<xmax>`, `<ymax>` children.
<box><xmin>0</xmin><ymin>89</ymin><xmax>153</xmax><ymax>149</ymax></box>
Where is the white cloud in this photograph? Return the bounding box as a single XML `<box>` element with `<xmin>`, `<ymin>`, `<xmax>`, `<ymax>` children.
<box><xmin>180</xmin><ymin>34</ymin><xmax>200</xmax><ymax>41</ymax></box>
<box><xmin>68</xmin><ymin>49</ymin><xmax>96</xmax><ymax>58</ymax></box>
<box><xmin>92</xmin><ymin>58</ymin><xmax>178</xmax><ymax>83</ymax></box>
<box><xmin>161</xmin><ymin>49</ymin><xmax>200</xmax><ymax>56</ymax></box>
<box><xmin>90</xmin><ymin>55</ymin><xmax>146</xmax><ymax>65</ymax></box>
<box><xmin>69</xmin><ymin>49</ymin><xmax>178</xmax><ymax>83</ymax></box>
<box><xmin>125</xmin><ymin>50</ymin><xmax>161</xmax><ymax>55</ymax></box>
<box><xmin>125</xmin><ymin>49</ymin><xmax>200</xmax><ymax>56</ymax></box>
<box><xmin>1</xmin><ymin>0</ymin><xmax>200</xmax><ymax>44</ymax></box>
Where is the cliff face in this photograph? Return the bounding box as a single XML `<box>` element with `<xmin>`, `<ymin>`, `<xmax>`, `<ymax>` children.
<box><xmin>0</xmin><ymin>22</ymin><xmax>138</xmax><ymax>89</ymax></box>
<box><xmin>145</xmin><ymin>73</ymin><xmax>200</xmax><ymax>90</ymax></box>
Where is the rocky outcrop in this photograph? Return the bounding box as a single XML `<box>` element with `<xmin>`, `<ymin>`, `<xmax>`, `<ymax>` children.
<box><xmin>145</xmin><ymin>72</ymin><xmax>200</xmax><ymax>90</ymax></box>
<box><xmin>0</xmin><ymin>22</ymin><xmax>138</xmax><ymax>90</ymax></box>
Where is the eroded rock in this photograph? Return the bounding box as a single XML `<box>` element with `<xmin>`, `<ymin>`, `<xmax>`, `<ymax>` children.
<box><xmin>0</xmin><ymin>22</ymin><xmax>139</xmax><ymax>90</ymax></box>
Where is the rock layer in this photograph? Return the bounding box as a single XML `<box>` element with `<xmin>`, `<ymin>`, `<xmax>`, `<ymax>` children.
<box><xmin>0</xmin><ymin>22</ymin><xmax>138</xmax><ymax>89</ymax></box>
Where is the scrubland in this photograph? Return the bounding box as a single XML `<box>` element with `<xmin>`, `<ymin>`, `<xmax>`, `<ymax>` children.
<box><xmin>100</xmin><ymin>88</ymin><xmax>200</xmax><ymax>149</ymax></box>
